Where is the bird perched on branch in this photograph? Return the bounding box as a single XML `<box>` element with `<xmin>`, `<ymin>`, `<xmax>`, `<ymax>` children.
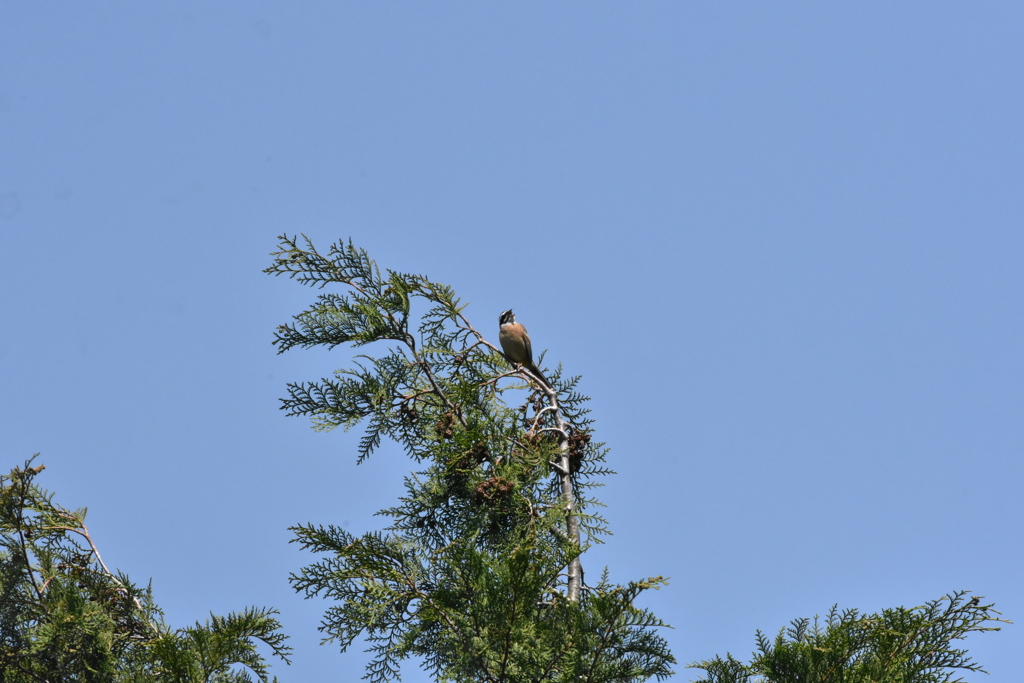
<box><xmin>499</xmin><ymin>309</ymin><xmax>550</xmax><ymax>388</ymax></box>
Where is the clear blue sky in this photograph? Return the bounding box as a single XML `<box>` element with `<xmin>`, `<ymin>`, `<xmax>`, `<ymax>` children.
<box><xmin>2</xmin><ymin>3</ymin><xmax>1021</xmax><ymax>680</ymax></box>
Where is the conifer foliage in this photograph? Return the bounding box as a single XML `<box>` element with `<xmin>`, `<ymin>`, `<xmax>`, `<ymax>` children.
<box><xmin>0</xmin><ymin>458</ymin><xmax>291</xmax><ymax>682</ymax></box>
<box><xmin>265</xmin><ymin>235</ymin><xmax>676</xmax><ymax>682</ymax></box>
<box><xmin>690</xmin><ymin>592</ymin><xmax>1007</xmax><ymax>683</ymax></box>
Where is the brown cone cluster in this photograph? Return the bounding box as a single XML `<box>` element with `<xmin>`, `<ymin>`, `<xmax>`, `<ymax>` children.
<box><xmin>566</xmin><ymin>429</ymin><xmax>591</xmax><ymax>474</ymax></box>
<box><xmin>473</xmin><ymin>476</ymin><xmax>515</xmax><ymax>504</ymax></box>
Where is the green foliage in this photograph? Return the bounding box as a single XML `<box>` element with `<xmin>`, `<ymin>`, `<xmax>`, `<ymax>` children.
<box><xmin>689</xmin><ymin>591</ymin><xmax>1008</xmax><ymax>683</ymax></box>
<box><xmin>267</xmin><ymin>235</ymin><xmax>675</xmax><ymax>682</ymax></box>
<box><xmin>0</xmin><ymin>458</ymin><xmax>291</xmax><ymax>682</ymax></box>
<box><xmin>147</xmin><ymin>607</ymin><xmax>291</xmax><ymax>683</ymax></box>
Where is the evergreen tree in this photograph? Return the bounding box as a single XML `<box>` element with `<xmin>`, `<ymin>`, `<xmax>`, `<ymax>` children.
<box><xmin>689</xmin><ymin>591</ymin><xmax>1007</xmax><ymax>683</ymax></box>
<box><xmin>265</xmin><ymin>235</ymin><xmax>676</xmax><ymax>682</ymax></box>
<box><xmin>0</xmin><ymin>458</ymin><xmax>291</xmax><ymax>682</ymax></box>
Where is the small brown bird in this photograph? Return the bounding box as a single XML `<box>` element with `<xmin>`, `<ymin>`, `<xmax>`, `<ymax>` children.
<box><xmin>499</xmin><ymin>309</ymin><xmax>550</xmax><ymax>388</ymax></box>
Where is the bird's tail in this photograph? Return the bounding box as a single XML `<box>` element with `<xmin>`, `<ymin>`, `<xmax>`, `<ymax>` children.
<box><xmin>526</xmin><ymin>361</ymin><xmax>551</xmax><ymax>389</ymax></box>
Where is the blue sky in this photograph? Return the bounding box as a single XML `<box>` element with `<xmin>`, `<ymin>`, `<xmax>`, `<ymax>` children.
<box><xmin>2</xmin><ymin>3</ymin><xmax>1021</xmax><ymax>680</ymax></box>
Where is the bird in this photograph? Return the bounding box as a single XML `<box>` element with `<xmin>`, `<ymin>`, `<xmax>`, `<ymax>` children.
<box><xmin>499</xmin><ymin>309</ymin><xmax>550</xmax><ymax>388</ymax></box>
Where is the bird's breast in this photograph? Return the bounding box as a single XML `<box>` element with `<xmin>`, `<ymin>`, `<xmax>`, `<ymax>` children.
<box><xmin>499</xmin><ymin>324</ymin><xmax>530</xmax><ymax>363</ymax></box>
